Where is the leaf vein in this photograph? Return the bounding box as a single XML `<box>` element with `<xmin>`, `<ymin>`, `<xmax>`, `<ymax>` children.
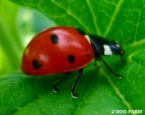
<box><xmin>86</xmin><ymin>0</ymin><xmax>101</xmax><ymax>35</ymax></box>
<box><xmin>103</xmin><ymin>0</ymin><xmax>124</xmax><ymax>37</ymax></box>
<box><xmin>51</xmin><ymin>0</ymin><xmax>91</xmax><ymax>32</ymax></box>
<box><xmin>100</xmin><ymin>69</ymin><xmax>137</xmax><ymax>115</ymax></box>
<box><xmin>133</xmin><ymin>10</ymin><xmax>141</xmax><ymax>42</ymax></box>
<box><xmin>127</xmin><ymin>38</ymin><xmax>145</xmax><ymax>48</ymax></box>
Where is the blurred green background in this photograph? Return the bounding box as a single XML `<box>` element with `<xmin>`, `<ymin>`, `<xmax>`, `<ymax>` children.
<box><xmin>0</xmin><ymin>0</ymin><xmax>55</xmax><ymax>76</ymax></box>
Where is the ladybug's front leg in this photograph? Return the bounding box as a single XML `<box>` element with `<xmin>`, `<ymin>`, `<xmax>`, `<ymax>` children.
<box><xmin>71</xmin><ymin>69</ymin><xmax>83</xmax><ymax>99</ymax></box>
<box><xmin>101</xmin><ymin>58</ymin><xmax>123</xmax><ymax>79</ymax></box>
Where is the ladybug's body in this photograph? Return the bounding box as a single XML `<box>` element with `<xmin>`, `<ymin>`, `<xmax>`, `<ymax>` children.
<box><xmin>22</xmin><ymin>27</ymin><xmax>94</xmax><ymax>75</ymax></box>
<box><xmin>22</xmin><ymin>26</ymin><xmax>124</xmax><ymax>98</ymax></box>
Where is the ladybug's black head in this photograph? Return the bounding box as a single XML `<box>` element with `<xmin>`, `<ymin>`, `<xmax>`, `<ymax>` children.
<box><xmin>103</xmin><ymin>41</ymin><xmax>125</xmax><ymax>56</ymax></box>
<box><xmin>86</xmin><ymin>35</ymin><xmax>125</xmax><ymax>57</ymax></box>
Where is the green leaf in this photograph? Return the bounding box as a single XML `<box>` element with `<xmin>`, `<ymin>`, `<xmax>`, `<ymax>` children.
<box><xmin>0</xmin><ymin>69</ymin><xmax>127</xmax><ymax>115</ymax></box>
<box><xmin>2</xmin><ymin>0</ymin><xmax>145</xmax><ymax>114</ymax></box>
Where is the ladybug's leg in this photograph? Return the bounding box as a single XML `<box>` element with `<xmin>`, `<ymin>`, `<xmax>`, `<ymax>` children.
<box><xmin>101</xmin><ymin>58</ymin><xmax>122</xmax><ymax>79</ymax></box>
<box><xmin>71</xmin><ymin>69</ymin><xmax>83</xmax><ymax>99</ymax></box>
<box><xmin>52</xmin><ymin>73</ymin><xmax>70</xmax><ymax>93</ymax></box>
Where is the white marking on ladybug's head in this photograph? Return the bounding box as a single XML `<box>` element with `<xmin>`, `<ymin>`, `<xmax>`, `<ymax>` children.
<box><xmin>103</xmin><ymin>45</ymin><xmax>112</xmax><ymax>55</ymax></box>
<box><xmin>84</xmin><ymin>35</ymin><xmax>91</xmax><ymax>44</ymax></box>
<box><xmin>116</xmin><ymin>44</ymin><xmax>120</xmax><ymax>48</ymax></box>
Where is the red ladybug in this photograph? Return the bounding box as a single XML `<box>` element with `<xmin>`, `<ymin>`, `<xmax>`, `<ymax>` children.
<box><xmin>22</xmin><ymin>26</ymin><xmax>124</xmax><ymax>98</ymax></box>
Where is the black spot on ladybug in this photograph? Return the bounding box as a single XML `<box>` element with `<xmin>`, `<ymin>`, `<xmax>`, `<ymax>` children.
<box><xmin>50</xmin><ymin>34</ymin><xmax>58</xmax><ymax>44</ymax></box>
<box><xmin>68</xmin><ymin>55</ymin><xmax>75</xmax><ymax>63</ymax></box>
<box><xmin>77</xmin><ymin>28</ymin><xmax>86</xmax><ymax>35</ymax></box>
<box><xmin>32</xmin><ymin>59</ymin><xmax>42</xmax><ymax>70</ymax></box>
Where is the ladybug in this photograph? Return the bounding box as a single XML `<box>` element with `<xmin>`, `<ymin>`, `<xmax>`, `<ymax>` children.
<box><xmin>22</xmin><ymin>26</ymin><xmax>125</xmax><ymax>98</ymax></box>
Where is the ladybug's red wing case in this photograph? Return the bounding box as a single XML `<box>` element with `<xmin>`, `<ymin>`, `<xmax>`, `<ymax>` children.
<box><xmin>22</xmin><ymin>27</ymin><xmax>94</xmax><ymax>76</ymax></box>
